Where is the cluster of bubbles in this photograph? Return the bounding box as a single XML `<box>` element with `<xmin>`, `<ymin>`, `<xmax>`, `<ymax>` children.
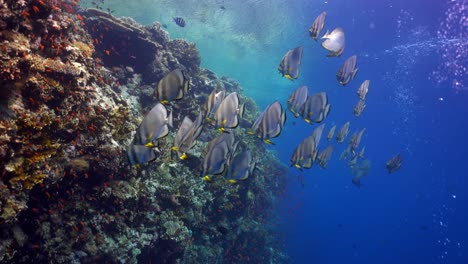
<box><xmin>381</xmin><ymin>10</ymin><xmax>430</xmax><ymax>154</ymax></box>
<box><xmin>430</xmin><ymin>0</ymin><xmax>467</xmax><ymax>91</ymax></box>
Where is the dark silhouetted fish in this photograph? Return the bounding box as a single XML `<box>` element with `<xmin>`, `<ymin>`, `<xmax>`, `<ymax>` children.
<box><xmin>127</xmin><ymin>144</ymin><xmax>157</xmax><ymax>166</ymax></box>
<box><xmin>336</xmin><ymin>121</ymin><xmax>350</xmax><ymax>143</ymax></box>
<box><xmin>317</xmin><ymin>145</ymin><xmax>334</xmax><ymax>169</ymax></box>
<box><xmin>386</xmin><ymin>153</ymin><xmax>402</xmax><ymax>173</ymax></box>
<box><xmin>173</xmin><ymin>17</ymin><xmax>186</xmax><ymax>27</ymax></box>
<box><xmin>353</xmin><ymin>100</ymin><xmax>366</xmax><ymax>117</ymax></box>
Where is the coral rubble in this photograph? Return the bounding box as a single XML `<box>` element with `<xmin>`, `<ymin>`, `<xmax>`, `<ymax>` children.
<box><xmin>0</xmin><ymin>1</ymin><xmax>289</xmax><ymax>263</ymax></box>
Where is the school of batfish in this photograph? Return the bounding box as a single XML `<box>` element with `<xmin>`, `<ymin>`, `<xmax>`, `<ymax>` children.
<box><xmin>127</xmin><ymin>11</ymin><xmax>402</xmax><ymax>186</ymax></box>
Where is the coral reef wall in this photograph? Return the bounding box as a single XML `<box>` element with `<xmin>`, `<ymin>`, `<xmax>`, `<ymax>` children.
<box><xmin>0</xmin><ymin>1</ymin><xmax>288</xmax><ymax>263</ymax></box>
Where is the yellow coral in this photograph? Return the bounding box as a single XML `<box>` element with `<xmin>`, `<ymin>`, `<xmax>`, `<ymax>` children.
<box><xmin>73</xmin><ymin>40</ymin><xmax>94</xmax><ymax>58</ymax></box>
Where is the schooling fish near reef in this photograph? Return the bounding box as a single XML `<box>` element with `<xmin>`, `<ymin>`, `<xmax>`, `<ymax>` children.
<box><xmin>172</xmin><ymin>111</ymin><xmax>204</xmax><ymax>160</ymax></box>
<box><xmin>127</xmin><ymin>144</ymin><xmax>157</xmax><ymax>166</ymax></box>
<box><xmin>213</xmin><ymin>92</ymin><xmax>244</xmax><ymax>132</ymax></box>
<box><xmin>202</xmin><ymin>133</ymin><xmax>237</xmax><ymax>182</ymax></box>
<box><xmin>133</xmin><ymin>103</ymin><xmax>173</xmax><ymax>147</ymax></box>
<box><xmin>225</xmin><ymin>149</ymin><xmax>256</xmax><ymax>184</ymax></box>
<box><xmin>250</xmin><ymin>101</ymin><xmax>286</xmax><ymax>145</ymax></box>
<box><xmin>155</xmin><ymin>68</ymin><xmax>190</xmax><ymax>104</ymax></box>
<box><xmin>173</xmin><ymin>17</ymin><xmax>186</xmax><ymax>27</ymax></box>
<box><xmin>298</xmin><ymin>92</ymin><xmax>331</xmax><ymax>124</ymax></box>
<box><xmin>205</xmin><ymin>89</ymin><xmax>226</xmax><ymax>122</ymax></box>
<box><xmin>278</xmin><ymin>46</ymin><xmax>303</xmax><ymax>80</ymax></box>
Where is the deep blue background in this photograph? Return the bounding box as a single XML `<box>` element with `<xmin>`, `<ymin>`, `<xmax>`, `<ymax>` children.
<box><xmin>274</xmin><ymin>1</ymin><xmax>468</xmax><ymax>263</ymax></box>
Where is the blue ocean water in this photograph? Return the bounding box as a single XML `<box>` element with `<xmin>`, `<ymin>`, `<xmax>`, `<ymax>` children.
<box><xmin>95</xmin><ymin>0</ymin><xmax>467</xmax><ymax>262</ymax></box>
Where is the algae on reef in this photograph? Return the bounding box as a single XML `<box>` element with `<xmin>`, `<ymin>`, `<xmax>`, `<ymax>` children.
<box><xmin>0</xmin><ymin>2</ymin><xmax>289</xmax><ymax>263</ymax></box>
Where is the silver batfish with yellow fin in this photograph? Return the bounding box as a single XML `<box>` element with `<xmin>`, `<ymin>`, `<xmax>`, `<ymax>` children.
<box><xmin>287</xmin><ymin>85</ymin><xmax>308</xmax><ymax>117</ymax></box>
<box><xmin>278</xmin><ymin>46</ymin><xmax>303</xmax><ymax>80</ymax></box>
<box><xmin>201</xmin><ymin>133</ymin><xmax>237</xmax><ymax>182</ymax></box>
<box><xmin>225</xmin><ymin>149</ymin><xmax>256</xmax><ymax>184</ymax></box>
<box><xmin>155</xmin><ymin>68</ymin><xmax>190</xmax><ymax>104</ymax></box>
<box><xmin>205</xmin><ymin>89</ymin><xmax>226</xmax><ymax>122</ymax></box>
<box><xmin>133</xmin><ymin>103</ymin><xmax>173</xmax><ymax>147</ymax></box>
<box><xmin>213</xmin><ymin>92</ymin><xmax>244</xmax><ymax>132</ymax></box>
<box><xmin>250</xmin><ymin>101</ymin><xmax>286</xmax><ymax>145</ymax></box>
<box><xmin>298</xmin><ymin>92</ymin><xmax>331</xmax><ymax>123</ymax></box>
<box><xmin>172</xmin><ymin>111</ymin><xmax>204</xmax><ymax>160</ymax></box>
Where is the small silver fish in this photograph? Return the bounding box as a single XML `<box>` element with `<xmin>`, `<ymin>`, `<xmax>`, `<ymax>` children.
<box><xmin>336</xmin><ymin>121</ymin><xmax>350</xmax><ymax>143</ymax></box>
<box><xmin>357</xmin><ymin>80</ymin><xmax>370</xmax><ymax>100</ymax></box>
<box><xmin>353</xmin><ymin>100</ymin><xmax>366</xmax><ymax>117</ymax></box>
<box><xmin>327</xmin><ymin>125</ymin><xmax>336</xmax><ymax>141</ymax></box>
<box><xmin>317</xmin><ymin>145</ymin><xmax>334</xmax><ymax>168</ymax></box>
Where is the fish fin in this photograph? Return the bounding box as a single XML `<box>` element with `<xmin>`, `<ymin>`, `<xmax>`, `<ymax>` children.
<box><xmin>239</xmin><ymin>103</ymin><xmax>245</xmax><ymax>118</ymax></box>
<box><xmin>145</xmin><ymin>142</ymin><xmax>155</xmax><ymax>148</ymax></box>
<box><xmin>324</xmin><ymin>104</ymin><xmax>331</xmax><ymax>117</ymax></box>
<box><xmin>321</xmin><ymin>30</ymin><xmax>329</xmax><ymax>39</ymax></box>
<box><xmin>203</xmin><ymin>176</ymin><xmax>211</xmax><ymax>182</ymax></box>
<box><xmin>168</xmin><ymin>111</ymin><xmax>173</xmax><ymax>127</ymax></box>
<box><xmin>161</xmin><ymin>100</ymin><xmax>169</xmax><ymax>105</ymax></box>
<box><xmin>228</xmin><ymin>179</ymin><xmax>237</xmax><ymax>184</ymax></box>
<box><xmin>305</xmin><ymin>118</ymin><xmax>311</xmax><ymax>123</ymax></box>
<box><xmin>352</xmin><ymin>68</ymin><xmax>359</xmax><ymax>79</ymax></box>
<box><xmin>179</xmin><ymin>153</ymin><xmax>187</xmax><ymax>160</ymax></box>
<box><xmin>247</xmin><ymin>130</ymin><xmax>255</xmax><ymax>135</ymax></box>
<box><xmin>171</xmin><ymin>146</ymin><xmax>179</xmax><ymax>151</ymax></box>
<box><xmin>184</xmin><ymin>80</ymin><xmax>190</xmax><ymax>93</ymax></box>
<box><xmin>263</xmin><ymin>138</ymin><xmax>275</xmax><ymax>145</ymax></box>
